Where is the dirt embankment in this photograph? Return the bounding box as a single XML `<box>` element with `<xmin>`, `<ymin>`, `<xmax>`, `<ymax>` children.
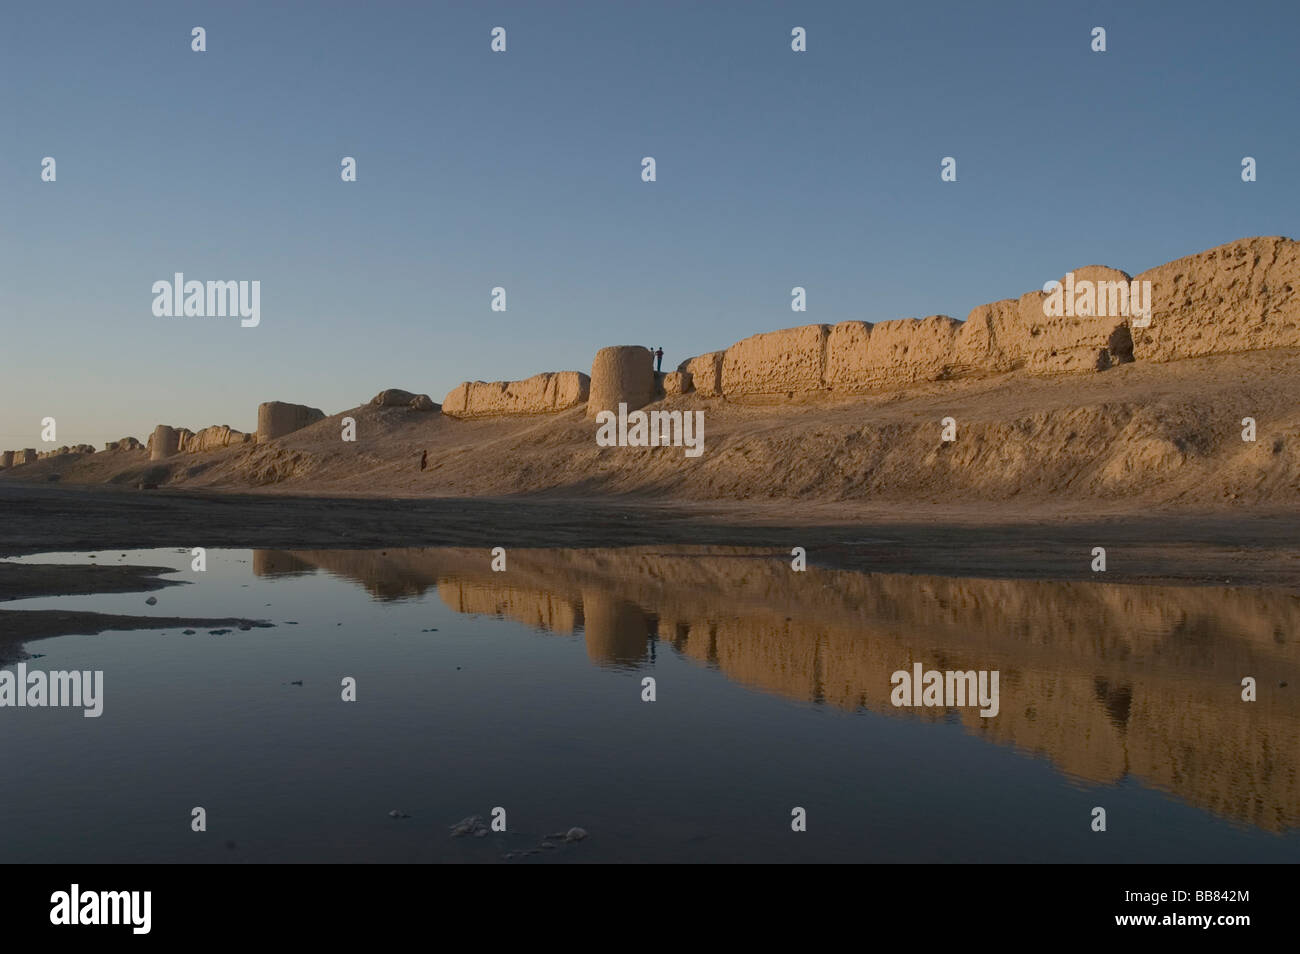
<box><xmin>4</xmin><ymin>347</ymin><xmax>1298</xmax><ymax>511</ymax></box>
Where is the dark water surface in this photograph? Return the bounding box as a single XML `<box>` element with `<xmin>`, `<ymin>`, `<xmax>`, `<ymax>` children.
<box><xmin>2</xmin><ymin>546</ymin><xmax>1297</xmax><ymax>863</ymax></box>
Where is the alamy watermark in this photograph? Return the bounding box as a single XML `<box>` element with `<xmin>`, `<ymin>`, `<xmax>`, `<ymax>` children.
<box><xmin>50</xmin><ymin>884</ymin><xmax>150</xmax><ymax>934</ymax></box>
<box><xmin>0</xmin><ymin>664</ymin><xmax>103</xmax><ymax>717</ymax></box>
<box><xmin>594</xmin><ymin>403</ymin><xmax>704</xmax><ymax>457</ymax></box>
<box><xmin>891</xmin><ymin>663</ymin><xmax>999</xmax><ymax>718</ymax></box>
<box><xmin>151</xmin><ymin>273</ymin><xmax>260</xmax><ymax>327</ymax></box>
<box><xmin>1042</xmin><ymin>272</ymin><xmax>1151</xmax><ymax>327</ymax></box>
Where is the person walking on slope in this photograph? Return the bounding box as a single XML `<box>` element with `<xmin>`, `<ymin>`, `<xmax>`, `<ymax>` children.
<box><xmin>654</xmin><ymin>347</ymin><xmax>664</xmax><ymax>372</ymax></box>
<box><xmin>419</xmin><ymin>449</ymin><xmax>428</xmax><ymax>471</ymax></box>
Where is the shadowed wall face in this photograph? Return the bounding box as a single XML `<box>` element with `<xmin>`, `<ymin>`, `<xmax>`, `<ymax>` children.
<box><xmin>257</xmin><ymin>402</ymin><xmax>325</xmax><ymax>442</ymax></box>
<box><xmin>149</xmin><ymin>425</ymin><xmax>179</xmax><ymax>460</ymax></box>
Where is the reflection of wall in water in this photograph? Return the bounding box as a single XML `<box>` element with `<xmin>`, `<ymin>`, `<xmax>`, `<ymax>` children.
<box><xmin>252</xmin><ymin>547</ymin><xmax>1300</xmax><ymax>831</ymax></box>
<box><xmin>436</xmin><ymin>579</ymin><xmax>651</xmax><ymax>666</ymax></box>
<box><xmin>256</xmin><ymin>548</ymin><xmax>456</xmax><ymax>601</ymax></box>
<box><xmin>252</xmin><ymin>550</ymin><xmax>316</xmax><ymax>578</ymax></box>
<box><xmin>438</xmin><ymin>579</ymin><xmax>581</xmax><ymax>635</ymax></box>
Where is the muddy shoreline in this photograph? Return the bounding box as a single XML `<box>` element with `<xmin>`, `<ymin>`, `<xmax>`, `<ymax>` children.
<box><xmin>0</xmin><ymin>554</ymin><xmax>275</xmax><ymax>663</ymax></box>
<box><xmin>0</xmin><ymin>610</ymin><xmax>273</xmax><ymax>664</ymax></box>
<box><xmin>2</xmin><ymin>482</ymin><xmax>1298</xmax><ymax>590</ymax></box>
<box><xmin>0</xmin><ymin>561</ymin><xmax>189</xmax><ymax>602</ymax></box>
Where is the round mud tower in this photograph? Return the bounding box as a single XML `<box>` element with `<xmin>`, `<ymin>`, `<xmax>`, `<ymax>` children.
<box><xmin>587</xmin><ymin>346</ymin><xmax>654</xmax><ymax>416</ymax></box>
<box><xmin>257</xmin><ymin>401</ymin><xmax>325</xmax><ymax>442</ymax></box>
<box><xmin>150</xmin><ymin>425</ymin><xmax>179</xmax><ymax>460</ymax></box>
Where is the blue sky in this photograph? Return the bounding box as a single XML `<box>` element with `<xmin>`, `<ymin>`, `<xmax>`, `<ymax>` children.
<box><xmin>2</xmin><ymin>0</ymin><xmax>1297</xmax><ymax>447</ymax></box>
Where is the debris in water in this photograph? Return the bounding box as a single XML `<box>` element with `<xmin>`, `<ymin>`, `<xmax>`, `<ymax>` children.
<box><xmin>449</xmin><ymin>815</ymin><xmax>490</xmax><ymax>838</ymax></box>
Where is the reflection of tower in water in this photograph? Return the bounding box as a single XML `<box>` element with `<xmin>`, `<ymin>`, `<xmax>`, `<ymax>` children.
<box><xmin>579</xmin><ymin>590</ymin><xmax>653</xmax><ymax>666</ymax></box>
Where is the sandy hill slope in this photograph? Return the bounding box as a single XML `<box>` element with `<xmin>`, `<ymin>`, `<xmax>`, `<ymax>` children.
<box><xmin>8</xmin><ymin>347</ymin><xmax>1298</xmax><ymax>512</ymax></box>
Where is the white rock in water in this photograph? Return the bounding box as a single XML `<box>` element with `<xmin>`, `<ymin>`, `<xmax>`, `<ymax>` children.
<box><xmin>450</xmin><ymin>815</ymin><xmax>484</xmax><ymax>837</ymax></box>
<box><xmin>565</xmin><ymin>827</ymin><xmax>588</xmax><ymax>842</ymax></box>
